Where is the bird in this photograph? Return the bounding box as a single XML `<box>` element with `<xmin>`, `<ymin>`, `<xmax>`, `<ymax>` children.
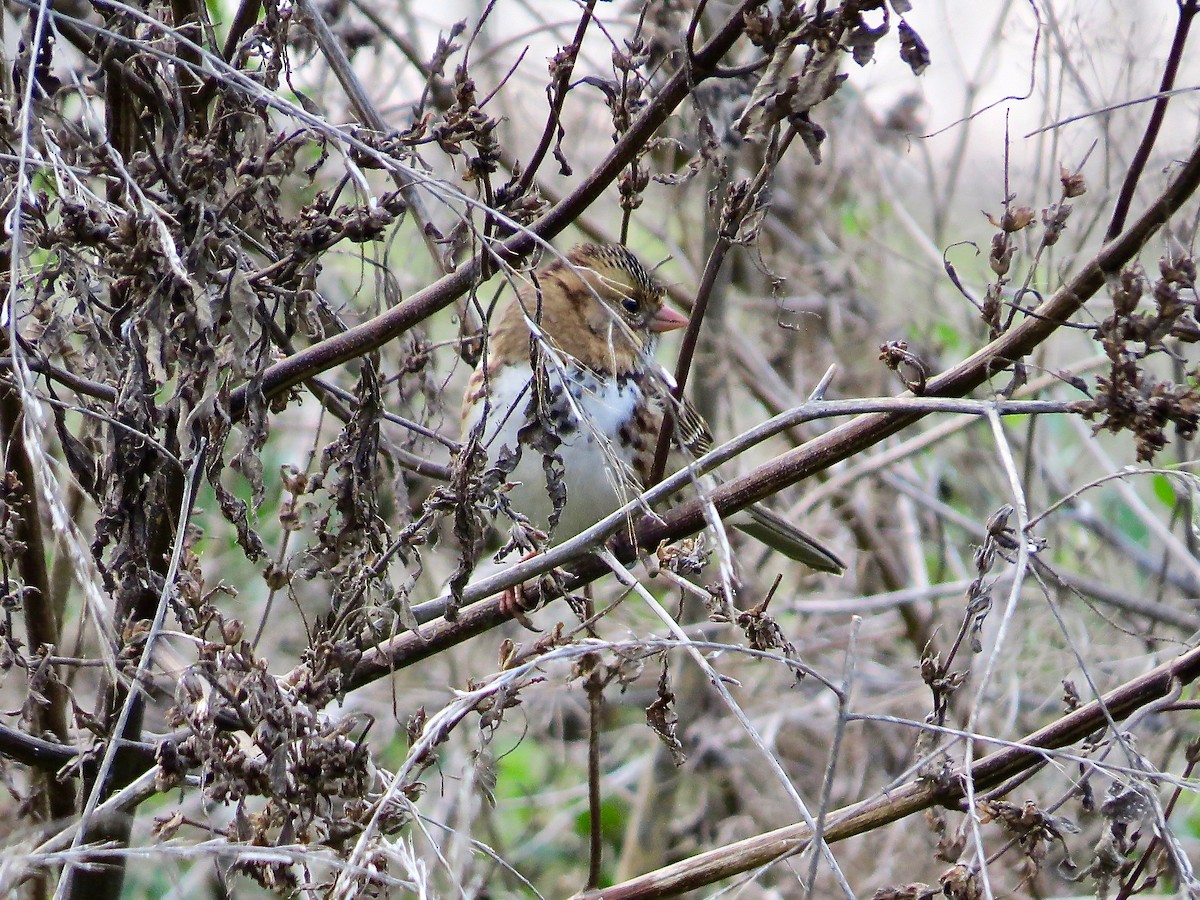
<box><xmin>458</xmin><ymin>242</ymin><xmax>844</xmax><ymax>613</ymax></box>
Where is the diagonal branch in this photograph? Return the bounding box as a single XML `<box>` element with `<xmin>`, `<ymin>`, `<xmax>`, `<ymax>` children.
<box><xmin>342</xmin><ymin>398</ymin><xmax>1078</xmax><ymax>689</ymax></box>
<box><xmin>1104</xmin><ymin>0</ymin><xmax>1199</xmax><ymax>240</ymax></box>
<box><xmin>293</xmin><ymin>0</ymin><xmax>447</xmax><ymax>266</ymax></box>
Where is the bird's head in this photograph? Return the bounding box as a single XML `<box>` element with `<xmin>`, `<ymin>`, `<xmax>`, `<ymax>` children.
<box><xmin>484</xmin><ymin>243</ymin><xmax>689</xmax><ymax>377</ymax></box>
<box><xmin>518</xmin><ymin>243</ymin><xmax>687</xmax><ymax>374</ymax></box>
<box><xmin>566</xmin><ymin>243</ymin><xmax>688</xmax><ymax>339</ymax></box>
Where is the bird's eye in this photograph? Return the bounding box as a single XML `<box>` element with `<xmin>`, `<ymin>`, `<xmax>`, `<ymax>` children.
<box><xmin>621</xmin><ymin>298</ymin><xmax>640</xmax><ymax>315</ymax></box>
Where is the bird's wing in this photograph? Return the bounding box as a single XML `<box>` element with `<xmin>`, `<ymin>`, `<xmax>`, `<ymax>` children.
<box><xmin>676</xmin><ymin>396</ymin><xmax>714</xmax><ymax>457</ymax></box>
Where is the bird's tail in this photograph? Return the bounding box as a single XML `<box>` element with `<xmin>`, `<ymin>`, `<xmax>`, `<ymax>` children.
<box><xmin>731</xmin><ymin>504</ymin><xmax>846</xmax><ymax>574</ymax></box>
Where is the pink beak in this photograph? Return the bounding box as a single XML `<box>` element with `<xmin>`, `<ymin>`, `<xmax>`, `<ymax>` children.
<box><xmin>649</xmin><ymin>304</ymin><xmax>689</xmax><ymax>333</ymax></box>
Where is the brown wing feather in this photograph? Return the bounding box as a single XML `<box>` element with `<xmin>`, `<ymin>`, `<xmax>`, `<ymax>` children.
<box><xmin>676</xmin><ymin>397</ymin><xmax>713</xmax><ymax>457</ymax></box>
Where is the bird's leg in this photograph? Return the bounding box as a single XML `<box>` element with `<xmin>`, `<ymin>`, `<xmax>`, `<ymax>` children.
<box><xmin>499</xmin><ymin>550</ymin><xmax>542</xmax><ymax>631</ymax></box>
<box><xmin>578</xmin><ymin>583</ymin><xmax>598</xmax><ymax>637</ymax></box>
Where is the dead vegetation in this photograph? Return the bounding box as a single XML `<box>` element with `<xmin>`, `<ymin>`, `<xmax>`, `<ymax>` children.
<box><xmin>1</xmin><ymin>0</ymin><xmax>1199</xmax><ymax>897</ymax></box>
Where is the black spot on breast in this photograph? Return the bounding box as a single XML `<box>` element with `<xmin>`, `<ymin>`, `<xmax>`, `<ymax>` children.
<box><xmin>545</xmin><ymin>386</ymin><xmax>578</xmax><ymax>437</ymax></box>
<box><xmin>571</xmin><ymin>372</ymin><xmax>599</xmax><ymax>398</ymax></box>
<box><xmin>619</xmin><ymin>420</ymin><xmax>645</xmax><ymax>453</ymax></box>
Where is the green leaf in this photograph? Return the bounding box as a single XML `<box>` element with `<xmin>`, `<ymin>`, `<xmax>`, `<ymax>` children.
<box><xmin>1152</xmin><ymin>474</ymin><xmax>1176</xmax><ymax>510</ymax></box>
<box><xmin>933</xmin><ymin>321</ymin><xmax>963</xmax><ymax>354</ymax></box>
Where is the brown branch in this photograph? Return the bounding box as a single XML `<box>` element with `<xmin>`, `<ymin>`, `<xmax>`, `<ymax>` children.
<box><xmin>187</xmin><ymin>0</ymin><xmax>263</xmax><ymax>109</ymax></box>
<box><xmin>648</xmin><ymin>235</ymin><xmax>733</xmax><ymax>486</ymax></box>
<box><xmin>168</xmin><ymin>0</ymin><xmax>209</xmax><ymax>130</ymax></box>
<box><xmin>1104</xmin><ymin>0</ymin><xmax>1199</xmax><ymax>241</ymax></box>
<box><xmin>63</xmin><ymin>442</ymin><xmax>190</xmax><ymax>900</ymax></box>
<box><xmin>0</xmin><ymin>721</ymin><xmax>78</xmax><ymax>772</ymax></box>
<box><xmin>220</xmin><ymin>0</ymin><xmax>262</xmax><ymax>62</ymax></box>
<box><xmin>0</xmin><ymin>721</ymin><xmax>157</xmax><ymax>777</ymax></box>
<box><xmin>0</xmin><ymin>346</ymin><xmax>74</xmax><ymax>826</ymax></box>
<box><xmin>584</xmin><ymin>673</ymin><xmax>604</xmax><ymax>891</ymax></box>
<box><xmin>0</xmin><ymin>356</ymin><xmax>119</xmax><ymax>403</ymax></box>
<box><xmin>581</xmin><ymin>642</ymin><xmax>1200</xmax><ymax>898</ymax></box>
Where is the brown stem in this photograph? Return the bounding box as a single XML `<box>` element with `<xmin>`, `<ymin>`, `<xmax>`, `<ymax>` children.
<box><xmin>0</xmin><ymin>356</ymin><xmax>118</xmax><ymax>402</ymax></box>
<box><xmin>0</xmin><ymin>344</ymin><xmax>75</xmax><ymax>825</ymax></box>
<box><xmin>64</xmin><ymin>447</ymin><xmax>186</xmax><ymax>900</ymax></box>
<box><xmin>1104</xmin><ymin>0</ymin><xmax>1199</xmax><ymax>241</ymax></box>
<box><xmin>294</xmin><ymin>0</ymin><xmax>446</xmax><ymax>260</ymax></box>
<box><xmin>189</xmin><ymin>0</ymin><xmax>262</xmax><ymax>109</ymax></box>
<box><xmin>168</xmin><ymin>0</ymin><xmax>209</xmax><ymax>130</ymax></box>
<box><xmin>1113</xmin><ymin>746</ymin><xmax>1199</xmax><ymax>899</ymax></box>
<box><xmin>0</xmin><ymin>721</ymin><xmax>156</xmax><ymax>777</ymax></box>
<box><xmin>649</xmin><ymin>129</ymin><xmax>796</xmax><ymax>486</ymax></box>
<box><xmin>220</xmin><ymin>0</ymin><xmax>262</xmax><ymax>62</ymax></box>
<box><xmin>515</xmin><ymin>0</ymin><xmax>598</xmax><ymax>196</ymax></box>
<box><xmin>648</xmin><ymin>236</ymin><xmax>732</xmax><ymax>486</ymax></box>
<box><xmin>585</xmin><ymin>674</ymin><xmax>604</xmax><ymax>890</ymax></box>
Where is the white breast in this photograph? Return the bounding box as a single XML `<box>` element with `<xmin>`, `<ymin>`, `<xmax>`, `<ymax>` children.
<box><xmin>464</xmin><ymin>358</ymin><xmax>645</xmax><ymax>543</ymax></box>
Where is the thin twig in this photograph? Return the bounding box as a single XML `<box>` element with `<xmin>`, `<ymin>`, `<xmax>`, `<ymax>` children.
<box><xmin>293</xmin><ymin>0</ymin><xmax>447</xmax><ymax>265</ymax></box>
<box><xmin>803</xmin><ymin>615</ymin><xmax>860</xmax><ymax>899</ymax></box>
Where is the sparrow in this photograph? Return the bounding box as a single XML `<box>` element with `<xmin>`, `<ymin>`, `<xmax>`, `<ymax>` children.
<box><xmin>459</xmin><ymin>242</ymin><xmax>844</xmax><ymax>607</ymax></box>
